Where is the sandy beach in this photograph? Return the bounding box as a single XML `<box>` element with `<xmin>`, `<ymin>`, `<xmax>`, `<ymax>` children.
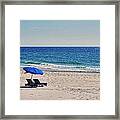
<box><xmin>20</xmin><ymin>66</ymin><xmax>100</xmax><ymax>100</ymax></box>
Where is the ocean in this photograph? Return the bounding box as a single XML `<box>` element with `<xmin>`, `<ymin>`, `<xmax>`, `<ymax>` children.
<box><xmin>20</xmin><ymin>47</ymin><xmax>100</xmax><ymax>72</ymax></box>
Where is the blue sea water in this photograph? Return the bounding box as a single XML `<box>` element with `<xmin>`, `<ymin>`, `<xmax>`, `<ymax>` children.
<box><xmin>20</xmin><ymin>47</ymin><xmax>100</xmax><ymax>72</ymax></box>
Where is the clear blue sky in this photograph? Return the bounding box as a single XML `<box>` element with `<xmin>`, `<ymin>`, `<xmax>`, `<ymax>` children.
<box><xmin>20</xmin><ymin>20</ymin><xmax>100</xmax><ymax>46</ymax></box>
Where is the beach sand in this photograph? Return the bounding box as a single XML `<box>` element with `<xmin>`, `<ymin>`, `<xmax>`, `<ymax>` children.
<box><xmin>20</xmin><ymin>67</ymin><xmax>100</xmax><ymax>100</ymax></box>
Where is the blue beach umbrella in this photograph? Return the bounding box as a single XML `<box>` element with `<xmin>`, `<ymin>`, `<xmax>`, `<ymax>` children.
<box><xmin>23</xmin><ymin>67</ymin><xmax>44</xmax><ymax>80</ymax></box>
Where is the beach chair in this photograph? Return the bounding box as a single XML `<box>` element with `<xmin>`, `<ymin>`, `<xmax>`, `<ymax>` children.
<box><xmin>25</xmin><ymin>79</ymin><xmax>37</xmax><ymax>88</ymax></box>
<box><xmin>33</xmin><ymin>79</ymin><xmax>47</xmax><ymax>87</ymax></box>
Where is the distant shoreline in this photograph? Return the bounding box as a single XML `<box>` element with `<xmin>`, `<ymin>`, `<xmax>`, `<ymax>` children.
<box><xmin>20</xmin><ymin>63</ymin><xmax>100</xmax><ymax>73</ymax></box>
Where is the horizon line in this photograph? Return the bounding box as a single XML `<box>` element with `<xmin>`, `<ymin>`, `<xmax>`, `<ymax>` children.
<box><xmin>20</xmin><ymin>45</ymin><xmax>100</xmax><ymax>47</ymax></box>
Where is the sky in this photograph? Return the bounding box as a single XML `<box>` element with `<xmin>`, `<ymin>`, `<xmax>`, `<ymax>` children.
<box><xmin>20</xmin><ymin>20</ymin><xmax>100</xmax><ymax>46</ymax></box>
